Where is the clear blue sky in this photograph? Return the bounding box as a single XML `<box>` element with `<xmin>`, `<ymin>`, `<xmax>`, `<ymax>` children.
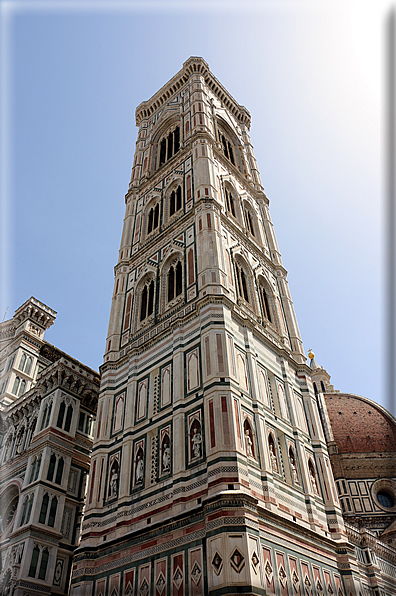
<box><xmin>0</xmin><ymin>1</ymin><xmax>392</xmax><ymax>411</ymax></box>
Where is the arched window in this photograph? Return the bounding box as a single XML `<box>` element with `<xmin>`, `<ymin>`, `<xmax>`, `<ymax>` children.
<box><xmin>26</xmin><ymin>494</ymin><xmax>34</xmax><ymax>523</ymax></box>
<box><xmin>167</xmin><ymin>262</ymin><xmax>182</xmax><ymax>302</ymax></box>
<box><xmin>20</xmin><ymin>496</ymin><xmax>29</xmax><ymax>526</ymax></box>
<box><xmin>20</xmin><ymin>494</ymin><xmax>34</xmax><ymax>526</ymax></box>
<box><xmin>25</xmin><ymin>356</ymin><xmax>33</xmax><ymax>375</ymax></box>
<box><xmin>29</xmin><ymin>454</ymin><xmax>41</xmax><ymax>483</ymax></box>
<box><xmin>220</xmin><ymin>134</ymin><xmax>235</xmax><ymax>166</ymax></box>
<box><xmin>41</xmin><ymin>402</ymin><xmax>52</xmax><ymax>430</ymax></box>
<box><xmin>168</xmin><ymin>266</ymin><xmax>174</xmax><ymax>302</ymax></box>
<box><xmin>57</xmin><ymin>402</ymin><xmax>73</xmax><ymax>432</ymax></box>
<box><xmin>57</xmin><ymin>402</ymin><xmax>65</xmax><ymax>428</ymax></box>
<box><xmin>64</xmin><ymin>405</ymin><xmax>73</xmax><ymax>432</ymax></box>
<box><xmin>19</xmin><ymin>353</ymin><xmax>27</xmax><ymax>371</ymax></box>
<box><xmin>170</xmin><ymin>185</ymin><xmax>182</xmax><ymax>216</ymax></box>
<box><xmin>55</xmin><ymin>457</ymin><xmax>65</xmax><ymax>484</ymax></box>
<box><xmin>259</xmin><ymin>285</ymin><xmax>272</xmax><ymax>323</ymax></box>
<box><xmin>235</xmin><ymin>263</ymin><xmax>249</xmax><ymax>303</ymax></box>
<box><xmin>28</xmin><ymin>546</ymin><xmax>40</xmax><ymax>577</ymax></box>
<box><xmin>47</xmin><ymin>454</ymin><xmax>57</xmax><ymax>482</ymax></box>
<box><xmin>224</xmin><ymin>187</ymin><xmax>236</xmax><ymax>218</ymax></box>
<box><xmin>29</xmin><ymin>459</ymin><xmax>36</xmax><ymax>483</ymax></box>
<box><xmin>39</xmin><ymin>494</ymin><xmax>49</xmax><ymax>524</ymax></box>
<box><xmin>245</xmin><ymin>207</ymin><xmax>255</xmax><ymax>236</ymax></box>
<box><xmin>38</xmin><ymin>548</ymin><xmax>49</xmax><ymax>580</ymax></box>
<box><xmin>12</xmin><ymin>376</ymin><xmax>21</xmax><ymax>395</ymax></box>
<box><xmin>147</xmin><ymin>203</ymin><xmax>160</xmax><ymax>235</ymax></box>
<box><xmin>158</xmin><ymin>126</ymin><xmax>180</xmax><ymax>168</ymax></box>
<box><xmin>47</xmin><ymin>497</ymin><xmax>57</xmax><ymax>527</ymax></box>
<box><xmin>140</xmin><ymin>279</ymin><xmax>155</xmax><ymax>322</ymax></box>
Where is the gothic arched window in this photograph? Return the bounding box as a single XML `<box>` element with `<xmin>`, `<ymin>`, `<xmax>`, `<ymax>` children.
<box><xmin>38</xmin><ymin>548</ymin><xmax>49</xmax><ymax>580</ymax></box>
<box><xmin>259</xmin><ymin>285</ymin><xmax>273</xmax><ymax>323</ymax></box>
<box><xmin>235</xmin><ymin>263</ymin><xmax>250</xmax><ymax>303</ymax></box>
<box><xmin>29</xmin><ymin>454</ymin><xmax>41</xmax><ymax>483</ymax></box>
<box><xmin>47</xmin><ymin>497</ymin><xmax>57</xmax><ymax>527</ymax></box>
<box><xmin>55</xmin><ymin>458</ymin><xmax>64</xmax><ymax>484</ymax></box>
<box><xmin>220</xmin><ymin>133</ymin><xmax>235</xmax><ymax>166</ymax></box>
<box><xmin>28</xmin><ymin>546</ymin><xmax>40</xmax><ymax>577</ymax></box>
<box><xmin>19</xmin><ymin>353</ymin><xmax>27</xmax><ymax>371</ymax></box>
<box><xmin>25</xmin><ymin>356</ymin><xmax>33</xmax><ymax>375</ymax></box>
<box><xmin>39</xmin><ymin>494</ymin><xmax>49</xmax><ymax>524</ymax></box>
<box><xmin>158</xmin><ymin>126</ymin><xmax>180</xmax><ymax>168</ymax></box>
<box><xmin>246</xmin><ymin>209</ymin><xmax>255</xmax><ymax>235</ymax></box>
<box><xmin>12</xmin><ymin>376</ymin><xmax>26</xmax><ymax>397</ymax></box>
<box><xmin>20</xmin><ymin>493</ymin><xmax>34</xmax><ymax>526</ymax></box>
<box><xmin>56</xmin><ymin>402</ymin><xmax>65</xmax><ymax>429</ymax></box>
<box><xmin>169</xmin><ymin>185</ymin><xmax>182</xmax><ymax>216</ymax></box>
<box><xmin>147</xmin><ymin>203</ymin><xmax>160</xmax><ymax>235</ymax></box>
<box><xmin>167</xmin><ymin>261</ymin><xmax>182</xmax><ymax>303</ymax></box>
<box><xmin>140</xmin><ymin>279</ymin><xmax>155</xmax><ymax>322</ymax></box>
<box><xmin>57</xmin><ymin>402</ymin><xmax>73</xmax><ymax>433</ymax></box>
<box><xmin>47</xmin><ymin>454</ymin><xmax>57</xmax><ymax>482</ymax></box>
<box><xmin>64</xmin><ymin>405</ymin><xmax>73</xmax><ymax>432</ymax></box>
<box><xmin>41</xmin><ymin>401</ymin><xmax>52</xmax><ymax>430</ymax></box>
<box><xmin>225</xmin><ymin>187</ymin><xmax>236</xmax><ymax>218</ymax></box>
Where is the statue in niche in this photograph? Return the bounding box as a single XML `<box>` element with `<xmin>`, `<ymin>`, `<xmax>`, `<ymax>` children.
<box><xmin>135</xmin><ymin>449</ymin><xmax>144</xmax><ymax>484</ymax></box>
<box><xmin>244</xmin><ymin>428</ymin><xmax>253</xmax><ymax>457</ymax></box>
<box><xmin>109</xmin><ymin>461</ymin><xmax>119</xmax><ymax>498</ymax></box>
<box><xmin>191</xmin><ymin>426</ymin><xmax>202</xmax><ymax>459</ymax></box>
<box><xmin>289</xmin><ymin>450</ymin><xmax>299</xmax><ymax>484</ymax></box>
<box><xmin>162</xmin><ymin>437</ymin><xmax>171</xmax><ymax>473</ymax></box>
<box><xmin>309</xmin><ymin>465</ymin><xmax>319</xmax><ymax>495</ymax></box>
<box><xmin>269</xmin><ymin>440</ymin><xmax>279</xmax><ymax>473</ymax></box>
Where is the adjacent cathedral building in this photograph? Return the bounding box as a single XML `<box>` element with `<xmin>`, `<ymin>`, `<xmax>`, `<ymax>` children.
<box><xmin>0</xmin><ymin>57</ymin><xmax>395</xmax><ymax>596</ymax></box>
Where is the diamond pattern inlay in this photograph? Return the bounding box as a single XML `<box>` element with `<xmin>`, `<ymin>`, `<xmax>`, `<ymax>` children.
<box><xmin>212</xmin><ymin>551</ymin><xmax>223</xmax><ymax>576</ymax></box>
<box><xmin>173</xmin><ymin>566</ymin><xmax>183</xmax><ymax>591</ymax></box>
<box><xmin>139</xmin><ymin>578</ymin><xmax>149</xmax><ymax>596</ymax></box>
<box><xmin>190</xmin><ymin>561</ymin><xmax>202</xmax><ymax>586</ymax></box>
<box><xmin>230</xmin><ymin>548</ymin><xmax>245</xmax><ymax>574</ymax></box>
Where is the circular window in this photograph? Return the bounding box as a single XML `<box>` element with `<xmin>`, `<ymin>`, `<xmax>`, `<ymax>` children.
<box><xmin>377</xmin><ymin>490</ymin><xmax>395</xmax><ymax>509</ymax></box>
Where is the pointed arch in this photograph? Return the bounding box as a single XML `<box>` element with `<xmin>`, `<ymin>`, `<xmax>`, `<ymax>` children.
<box><xmin>160</xmin><ymin>250</ymin><xmax>184</xmax><ymax>312</ymax></box>
<box><xmin>242</xmin><ymin>199</ymin><xmax>261</xmax><ymax>242</ymax></box>
<box><xmin>150</xmin><ymin>115</ymin><xmax>181</xmax><ymax>172</ymax></box>
<box><xmin>223</xmin><ymin>181</ymin><xmax>242</xmax><ymax>222</ymax></box>
<box><xmin>217</xmin><ymin>117</ymin><xmax>246</xmax><ymax>175</ymax></box>
<box><xmin>256</xmin><ymin>274</ymin><xmax>281</xmax><ymax>332</ymax></box>
<box><xmin>134</xmin><ymin>269</ymin><xmax>157</xmax><ymax>331</ymax></box>
<box><xmin>233</xmin><ymin>254</ymin><xmax>257</xmax><ymax>312</ymax></box>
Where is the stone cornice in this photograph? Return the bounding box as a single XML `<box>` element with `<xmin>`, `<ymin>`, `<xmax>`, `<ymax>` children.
<box><xmin>14</xmin><ymin>297</ymin><xmax>56</xmax><ymax>331</ymax></box>
<box><xmin>135</xmin><ymin>57</ymin><xmax>251</xmax><ymax>128</ymax></box>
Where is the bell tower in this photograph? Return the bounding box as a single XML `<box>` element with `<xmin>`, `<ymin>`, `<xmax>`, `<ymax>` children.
<box><xmin>72</xmin><ymin>58</ymin><xmax>361</xmax><ymax>596</ymax></box>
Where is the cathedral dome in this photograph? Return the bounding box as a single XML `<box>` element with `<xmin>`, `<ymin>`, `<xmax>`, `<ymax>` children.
<box><xmin>324</xmin><ymin>393</ymin><xmax>396</xmax><ymax>454</ymax></box>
